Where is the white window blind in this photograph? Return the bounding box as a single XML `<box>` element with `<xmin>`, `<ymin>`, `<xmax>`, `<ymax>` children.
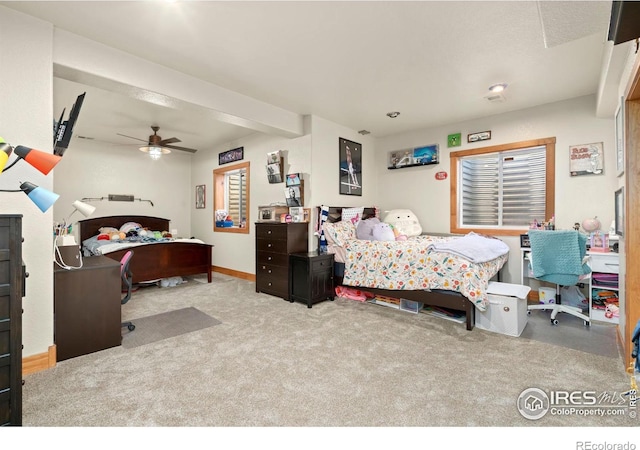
<box><xmin>459</xmin><ymin>146</ymin><xmax>546</xmax><ymax>228</ymax></box>
<box><xmin>225</xmin><ymin>170</ymin><xmax>247</xmax><ymax>223</ymax></box>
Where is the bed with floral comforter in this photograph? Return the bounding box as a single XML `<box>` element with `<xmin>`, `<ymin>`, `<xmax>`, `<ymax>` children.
<box><xmin>342</xmin><ymin>235</ymin><xmax>508</xmax><ymax>312</ymax></box>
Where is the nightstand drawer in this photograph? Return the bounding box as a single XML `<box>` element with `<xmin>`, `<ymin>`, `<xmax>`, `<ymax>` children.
<box><xmin>311</xmin><ymin>257</ymin><xmax>333</xmax><ymax>272</ymax></box>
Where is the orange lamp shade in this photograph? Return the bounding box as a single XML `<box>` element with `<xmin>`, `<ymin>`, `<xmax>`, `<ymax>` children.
<box><xmin>14</xmin><ymin>145</ymin><xmax>62</xmax><ymax>175</ymax></box>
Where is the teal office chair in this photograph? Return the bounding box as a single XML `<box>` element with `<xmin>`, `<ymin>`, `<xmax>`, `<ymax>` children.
<box><xmin>526</xmin><ymin>230</ymin><xmax>591</xmax><ymax>326</ymax></box>
<box><xmin>120</xmin><ymin>250</ymin><xmax>136</xmax><ymax>332</ymax></box>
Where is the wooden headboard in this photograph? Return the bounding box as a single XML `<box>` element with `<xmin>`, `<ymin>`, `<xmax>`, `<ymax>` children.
<box><xmin>318</xmin><ymin>206</ymin><xmax>378</xmax><ymax>224</ymax></box>
<box><xmin>78</xmin><ymin>215</ymin><xmax>171</xmax><ymax>245</ymax></box>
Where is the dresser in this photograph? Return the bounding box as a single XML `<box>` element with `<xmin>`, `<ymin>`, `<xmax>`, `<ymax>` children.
<box><xmin>54</xmin><ymin>255</ymin><xmax>122</xmax><ymax>361</ymax></box>
<box><xmin>255</xmin><ymin>222</ymin><xmax>308</xmax><ymax>300</ymax></box>
<box><xmin>0</xmin><ymin>215</ymin><xmax>24</xmax><ymax>426</ymax></box>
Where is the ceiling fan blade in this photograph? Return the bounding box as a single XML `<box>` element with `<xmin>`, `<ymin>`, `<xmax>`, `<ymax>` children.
<box><xmin>159</xmin><ymin>137</ymin><xmax>181</xmax><ymax>145</ymax></box>
<box><xmin>116</xmin><ymin>133</ymin><xmax>148</xmax><ymax>143</ymax></box>
<box><xmin>165</xmin><ymin>144</ymin><xmax>198</xmax><ymax>154</ymax></box>
<box><xmin>76</xmin><ymin>135</ymin><xmax>138</xmax><ymax>146</ymax></box>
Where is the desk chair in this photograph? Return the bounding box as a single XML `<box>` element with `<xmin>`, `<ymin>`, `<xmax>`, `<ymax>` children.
<box><xmin>526</xmin><ymin>230</ymin><xmax>591</xmax><ymax>326</ymax></box>
<box><xmin>120</xmin><ymin>250</ymin><xmax>136</xmax><ymax>332</ymax></box>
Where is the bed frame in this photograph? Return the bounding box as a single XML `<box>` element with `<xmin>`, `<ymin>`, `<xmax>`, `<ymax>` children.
<box><xmin>318</xmin><ymin>206</ymin><xmax>476</xmax><ymax>330</ymax></box>
<box><xmin>78</xmin><ymin>215</ymin><xmax>213</xmax><ymax>284</ymax></box>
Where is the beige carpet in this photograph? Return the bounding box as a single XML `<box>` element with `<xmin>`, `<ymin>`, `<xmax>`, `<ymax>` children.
<box><xmin>21</xmin><ymin>273</ymin><xmax>636</xmax><ymax>434</ymax></box>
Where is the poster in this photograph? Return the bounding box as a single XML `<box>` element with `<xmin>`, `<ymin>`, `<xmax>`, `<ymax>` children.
<box><xmin>569</xmin><ymin>142</ymin><xmax>603</xmax><ymax>176</ymax></box>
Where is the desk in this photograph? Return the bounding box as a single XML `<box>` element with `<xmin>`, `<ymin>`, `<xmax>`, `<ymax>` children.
<box><xmin>54</xmin><ymin>255</ymin><xmax>121</xmax><ymax>361</ymax></box>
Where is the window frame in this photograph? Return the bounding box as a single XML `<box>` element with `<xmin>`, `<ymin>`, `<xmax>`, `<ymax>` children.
<box><xmin>213</xmin><ymin>161</ymin><xmax>250</xmax><ymax>234</ymax></box>
<box><xmin>449</xmin><ymin>137</ymin><xmax>555</xmax><ymax>236</ymax></box>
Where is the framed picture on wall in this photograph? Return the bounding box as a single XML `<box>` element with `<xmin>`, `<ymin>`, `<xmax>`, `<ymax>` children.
<box><xmin>615</xmin><ymin>98</ymin><xmax>625</xmax><ymax>177</ymax></box>
<box><xmin>195</xmin><ymin>185</ymin><xmax>206</xmax><ymax>209</ymax></box>
<box><xmin>339</xmin><ymin>138</ymin><xmax>362</xmax><ymax>196</ymax></box>
<box><xmin>569</xmin><ymin>142</ymin><xmax>604</xmax><ymax>177</ymax></box>
<box><xmin>615</xmin><ymin>187</ymin><xmax>624</xmax><ymax>237</ymax></box>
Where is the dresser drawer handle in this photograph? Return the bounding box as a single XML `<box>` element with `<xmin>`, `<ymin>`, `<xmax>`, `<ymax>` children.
<box><xmin>268</xmin><ymin>243</ymin><xmax>272</xmax><ymax>248</ymax></box>
<box><xmin>268</xmin><ymin>269</ymin><xmax>272</xmax><ymax>274</ymax></box>
<box><xmin>262</xmin><ymin>265</ymin><xmax>266</xmax><ymax>270</ymax></box>
<box><xmin>267</xmin><ymin>256</ymin><xmax>272</xmax><ymax>261</ymax></box>
<box><xmin>267</xmin><ymin>230</ymin><xmax>272</xmax><ymax>234</ymax></box>
<box><xmin>268</xmin><ymin>282</ymin><xmax>272</xmax><ymax>286</ymax></box>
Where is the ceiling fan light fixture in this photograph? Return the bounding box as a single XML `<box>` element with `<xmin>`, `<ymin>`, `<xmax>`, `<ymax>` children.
<box><xmin>139</xmin><ymin>145</ymin><xmax>170</xmax><ymax>160</ymax></box>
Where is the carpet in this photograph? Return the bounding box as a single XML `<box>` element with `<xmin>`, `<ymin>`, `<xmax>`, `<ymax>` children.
<box><xmin>121</xmin><ymin>307</ymin><xmax>221</xmax><ymax>349</ymax></box>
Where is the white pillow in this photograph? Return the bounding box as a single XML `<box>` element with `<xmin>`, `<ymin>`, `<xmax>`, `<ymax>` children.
<box><xmin>382</xmin><ymin>209</ymin><xmax>422</xmax><ymax>237</ymax></box>
<box><xmin>341</xmin><ymin>207</ymin><xmax>364</xmax><ymax>226</ymax></box>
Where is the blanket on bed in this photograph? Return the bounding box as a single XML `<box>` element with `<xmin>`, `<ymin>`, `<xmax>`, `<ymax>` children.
<box><xmin>426</xmin><ymin>232</ymin><xmax>509</xmax><ymax>263</ymax></box>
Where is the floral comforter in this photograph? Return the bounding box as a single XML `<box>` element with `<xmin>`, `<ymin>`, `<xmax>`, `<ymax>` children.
<box><xmin>342</xmin><ymin>235</ymin><xmax>509</xmax><ymax>311</ymax></box>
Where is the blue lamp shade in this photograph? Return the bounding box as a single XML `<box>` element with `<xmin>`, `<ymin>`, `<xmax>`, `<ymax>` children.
<box><xmin>20</xmin><ymin>181</ymin><xmax>60</xmax><ymax>212</ymax></box>
<box><xmin>0</xmin><ymin>140</ymin><xmax>12</xmax><ymax>174</ymax></box>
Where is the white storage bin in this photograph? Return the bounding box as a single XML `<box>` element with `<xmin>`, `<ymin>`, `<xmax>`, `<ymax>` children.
<box><xmin>475</xmin><ymin>282</ymin><xmax>531</xmax><ymax>337</ymax></box>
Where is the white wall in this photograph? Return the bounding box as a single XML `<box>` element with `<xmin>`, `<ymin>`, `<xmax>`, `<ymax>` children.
<box><xmin>53</xmin><ymin>138</ymin><xmax>192</xmax><ymax>241</ymax></box>
<box><xmin>190</xmin><ymin>131</ymin><xmax>312</xmax><ymax>274</ymax></box>
<box><xmin>376</xmin><ymin>94</ymin><xmax>617</xmax><ymax>282</ymax></box>
<box><xmin>0</xmin><ymin>8</ymin><xmax>55</xmax><ymax>357</ymax></box>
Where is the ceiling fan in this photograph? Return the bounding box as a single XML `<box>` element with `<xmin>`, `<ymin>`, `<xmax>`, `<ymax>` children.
<box><xmin>117</xmin><ymin>126</ymin><xmax>198</xmax><ymax>160</ymax></box>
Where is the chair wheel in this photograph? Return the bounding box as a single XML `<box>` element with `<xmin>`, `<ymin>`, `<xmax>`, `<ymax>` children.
<box><xmin>551</xmin><ymin>319</ymin><xmax>559</xmax><ymax>325</ymax></box>
<box><xmin>128</xmin><ymin>324</ymin><xmax>135</xmax><ymax>331</ymax></box>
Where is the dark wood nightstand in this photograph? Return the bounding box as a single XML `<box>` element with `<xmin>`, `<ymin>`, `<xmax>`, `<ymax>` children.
<box><xmin>289</xmin><ymin>252</ymin><xmax>335</xmax><ymax>308</ymax></box>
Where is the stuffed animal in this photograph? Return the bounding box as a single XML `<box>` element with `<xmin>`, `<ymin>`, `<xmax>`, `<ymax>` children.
<box><xmin>382</xmin><ymin>209</ymin><xmax>422</xmax><ymax>237</ymax></box>
<box><xmin>372</xmin><ymin>222</ymin><xmax>395</xmax><ymax>241</ymax></box>
<box><xmin>391</xmin><ymin>225</ymin><xmax>408</xmax><ymax>241</ymax></box>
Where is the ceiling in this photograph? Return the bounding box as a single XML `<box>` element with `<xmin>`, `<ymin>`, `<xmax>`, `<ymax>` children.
<box><xmin>2</xmin><ymin>1</ymin><xmax>623</xmax><ymax>155</ymax></box>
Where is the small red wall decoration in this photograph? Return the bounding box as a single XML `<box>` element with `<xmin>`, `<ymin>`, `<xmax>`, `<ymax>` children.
<box><xmin>435</xmin><ymin>171</ymin><xmax>448</xmax><ymax>180</ymax></box>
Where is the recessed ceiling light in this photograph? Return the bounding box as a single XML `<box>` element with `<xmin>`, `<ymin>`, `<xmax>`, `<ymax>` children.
<box><xmin>489</xmin><ymin>83</ymin><xmax>508</xmax><ymax>93</ymax></box>
<box><xmin>386</xmin><ymin>111</ymin><xmax>400</xmax><ymax>118</ymax></box>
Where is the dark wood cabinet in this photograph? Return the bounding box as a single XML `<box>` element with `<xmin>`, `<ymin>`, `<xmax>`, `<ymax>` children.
<box><xmin>289</xmin><ymin>252</ymin><xmax>335</xmax><ymax>308</ymax></box>
<box><xmin>255</xmin><ymin>222</ymin><xmax>308</xmax><ymax>300</ymax></box>
<box><xmin>0</xmin><ymin>214</ymin><xmax>23</xmax><ymax>426</ymax></box>
<box><xmin>54</xmin><ymin>255</ymin><xmax>121</xmax><ymax>361</ymax></box>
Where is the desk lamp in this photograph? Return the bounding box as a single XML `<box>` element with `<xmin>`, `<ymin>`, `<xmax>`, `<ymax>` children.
<box><xmin>0</xmin><ymin>136</ymin><xmax>63</xmax><ymax>212</ymax></box>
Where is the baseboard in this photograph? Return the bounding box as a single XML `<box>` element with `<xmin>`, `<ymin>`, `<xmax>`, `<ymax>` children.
<box><xmin>212</xmin><ymin>265</ymin><xmax>255</xmax><ymax>282</ymax></box>
<box><xmin>23</xmin><ymin>345</ymin><xmax>56</xmax><ymax>376</ymax></box>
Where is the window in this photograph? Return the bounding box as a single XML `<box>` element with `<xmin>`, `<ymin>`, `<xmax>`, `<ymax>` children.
<box><xmin>213</xmin><ymin>161</ymin><xmax>250</xmax><ymax>234</ymax></box>
<box><xmin>450</xmin><ymin>137</ymin><xmax>555</xmax><ymax>236</ymax></box>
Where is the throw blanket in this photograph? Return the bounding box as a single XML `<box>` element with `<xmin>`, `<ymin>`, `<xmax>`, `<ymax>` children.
<box><xmin>427</xmin><ymin>232</ymin><xmax>509</xmax><ymax>263</ymax></box>
<box><xmin>528</xmin><ymin>230</ymin><xmax>590</xmax><ymax>286</ymax></box>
